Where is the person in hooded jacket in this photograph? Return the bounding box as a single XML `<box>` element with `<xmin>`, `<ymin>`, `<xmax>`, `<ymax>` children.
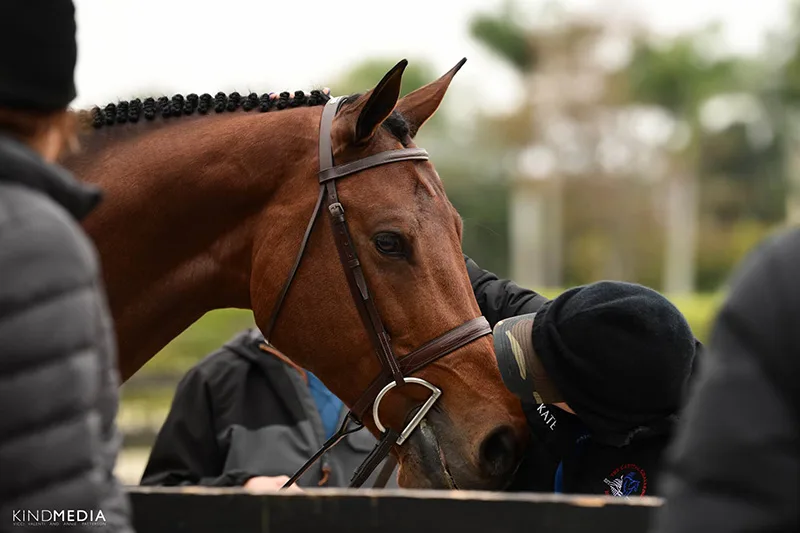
<box><xmin>0</xmin><ymin>1</ymin><xmax>133</xmax><ymax>531</ymax></box>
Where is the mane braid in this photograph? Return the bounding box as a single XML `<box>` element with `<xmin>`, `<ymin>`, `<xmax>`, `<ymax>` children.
<box><xmin>83</xmin><ymin>89</ymin><xmax>332</xmax><ymax>129</ymax></box>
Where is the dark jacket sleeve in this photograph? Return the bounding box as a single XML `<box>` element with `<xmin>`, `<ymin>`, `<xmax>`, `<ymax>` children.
<box><xmin>0</xmin><ymin>185</ymin><xmax>132</xmax><ymax>532</ymax></box>
<box><xmin>653</xmin><ymin>231</ymin><xmax>800</xmax><ymax>533</ymax></box>
<box><xmin>140</xmin><ymin>366</ymin><xmax>254</xmax><ymax>487</ymax></box>
<box><xmin>465</xmin><ymin>255</ymin><xmax>549</xmax><ymax>327</ymax></box>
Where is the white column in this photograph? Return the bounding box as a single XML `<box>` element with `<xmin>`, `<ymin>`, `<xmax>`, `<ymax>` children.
<box><xmin>510</xmin><ymin>179</ymin><xmax>549</xmax><ymax>289</ymax></box>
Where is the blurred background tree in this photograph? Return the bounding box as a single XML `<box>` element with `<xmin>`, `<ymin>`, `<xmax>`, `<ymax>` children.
<box><xmin>463</xmin><ymin>0</ymin><xmax>798</xmax><ymax>293</ymax></box>
<box><xmin>620</xmin><ymin>27</ymin><xmax>742</xmax><ymax>294</ymax></box>
<box><xmin>774</xmin><ymin>0</ymin><xmax>800</xmax><ymax>224</ymax></box>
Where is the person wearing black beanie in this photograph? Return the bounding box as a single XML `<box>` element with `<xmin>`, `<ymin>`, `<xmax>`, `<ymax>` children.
<box><xmin>0</xmin><ymin>1</ymin><xmax>77</xmax><ymax>111</ymax></box>
<box><xmin>0</xmin><ymin>2</ymin><xmax>134</xmax><ymax>531</ymax></box>
<box><xmin>494</xmin><ymin>281</ymin><xmax>700</xmax><ymax>497</ymax></box>
<box><xmin>0</xmin><ymin>0</ymin><xmax>79</xmax><ymax>157</ymax></box>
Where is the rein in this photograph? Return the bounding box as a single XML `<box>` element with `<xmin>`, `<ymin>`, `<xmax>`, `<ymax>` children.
<box><xmin>261</xmin><ymin>97</ymin><xmax>492</xmax><ymax>489</ymax></box>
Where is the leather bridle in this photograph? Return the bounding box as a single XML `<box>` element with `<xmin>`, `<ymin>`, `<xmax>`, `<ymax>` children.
<box><xmin>262</xmin><ymin>96</ymin><xmax>492</xmax><ymax>489</ymax></box>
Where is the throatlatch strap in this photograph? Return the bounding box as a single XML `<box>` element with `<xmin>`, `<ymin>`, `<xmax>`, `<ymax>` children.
<box><xmin>349</xmin><ymin>429</ymin><xmax>399</xmax><ymax>488</ymax></box>
<box><xmin>263</xmin><ymin>186</ymin><xmax>327</xmax><ymax>342</ymax></box>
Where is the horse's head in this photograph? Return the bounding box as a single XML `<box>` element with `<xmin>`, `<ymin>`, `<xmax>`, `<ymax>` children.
<box><xmin>251</xmin><ymin>60</ymin><xmax>528</xmax><ymax>490</ymax></box>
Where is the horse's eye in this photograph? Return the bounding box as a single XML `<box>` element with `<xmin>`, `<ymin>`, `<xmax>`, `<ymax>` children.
<box><xmin>374</xmin><ymin>232</ymin><xmax>406</xmax><ymax>257</ymax></box>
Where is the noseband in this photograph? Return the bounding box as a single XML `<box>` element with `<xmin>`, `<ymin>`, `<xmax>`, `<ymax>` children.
<box><xmin>263</xmin><ymin>96</ymin><xmax>492</xmax><ymax>488</ymax></box>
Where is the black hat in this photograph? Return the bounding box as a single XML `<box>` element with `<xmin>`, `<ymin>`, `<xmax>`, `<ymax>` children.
<box><xmin>494</xmin><ymin>281</ymin><xmax>697</xmax><ymax>445</ymax></box>
<box><xmin>0</xmin><ymin>1</ymin><xmax>77</xmax><ymax>111</ymax></box>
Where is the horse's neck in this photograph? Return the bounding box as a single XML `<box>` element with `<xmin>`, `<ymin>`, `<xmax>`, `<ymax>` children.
<box><xmin>69</xmin><ymin>111</ymin><xmax>317</xmax><ymax>380</ymax></box>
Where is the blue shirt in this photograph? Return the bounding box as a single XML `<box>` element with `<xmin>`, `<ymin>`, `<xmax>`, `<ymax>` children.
<box><xmin>306</xmin><ymin>372</ymin><xmax>344</xmax><ymax>440</ymax></box>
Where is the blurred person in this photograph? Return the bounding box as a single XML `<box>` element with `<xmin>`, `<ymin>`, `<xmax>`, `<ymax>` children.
<box><xmin>140</xmin><ymin>256</ymin><xmax>546</xmax><ymax>490</ymax></box>
<box><xmin>0</xmin><ymin>1</ymin><xmax>133</xmax><ymax>531</ymax></box>
<box><xmin>652</xmin><ymin>229</ymin><xmax>800</xmax><ymax>533</ymax></box>
<box><xmin>496</xmin><ymin>281</ymin><xmax>701</xmax><ymax>496</ymax></box>
<box><xmin>140</xmin><ymin>328</ymin><xmax>396</xmax><ymax>490</ymax></box>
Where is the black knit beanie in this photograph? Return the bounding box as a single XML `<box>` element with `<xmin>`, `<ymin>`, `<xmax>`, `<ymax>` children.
<box><xmin>0</xmin><ymin>0</ymin><xmax>77</xmax><ymax>111</ymax></box>
<box><xmin>494</xmin><ymin>281</ymin><xmax>697</xmax><ymax>446</ymax></box>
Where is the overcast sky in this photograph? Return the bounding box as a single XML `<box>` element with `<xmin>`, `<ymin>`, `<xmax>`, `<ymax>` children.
<box><xmin>72</xmin><ymin>0</ymin><xmax>790</xmax><ymax>115</ymax></box>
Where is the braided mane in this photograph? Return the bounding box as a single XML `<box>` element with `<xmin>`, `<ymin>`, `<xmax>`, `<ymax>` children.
<box><xmin>82</xmin><ymin>89</ymin><xmax>333</xmax><ymax>129</ymax></box>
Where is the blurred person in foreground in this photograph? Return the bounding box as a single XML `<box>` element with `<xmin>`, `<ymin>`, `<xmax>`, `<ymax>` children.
<box><xmin>653</xmin><ymin>229</ymin><xmax>799</xmax><ymax>533</ymax></box>
<box><xmin>0</xmin><ymin>1</ymin><xmax>133</xmax><ymax>531</ymax></box>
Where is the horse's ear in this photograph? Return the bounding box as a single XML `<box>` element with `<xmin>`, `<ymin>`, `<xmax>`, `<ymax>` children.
<box><xmin>353</xmin><ymin>59</ymin><xmax>408</xmax><ymax>144</ymax></box>
<box><xmin>395</xmin><ymin>58</ymin><xmax>466</xmax><ymax>138</ymax></box>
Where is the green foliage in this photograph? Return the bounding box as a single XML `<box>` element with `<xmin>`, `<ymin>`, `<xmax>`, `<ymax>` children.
<box><xmin>458</xmin><ymin>208</ymin><xmax>509</xmax><ymax>274</ymax></box>
<box><xmin>695</xmin><ymin>219</ymin><xmax>778</xmax><ymax>292</ymax></box>
<box><xmin>782</xmin><ymin>0</ymin><xmax>800</xmax><ymax>105</ymax></box>
<box><xmin>470</xmin><ymin>14</ymin><xmax>537</xmax><ymax>73</ymax></box>
<box><xmin>135</xmin><ymin>309</ymin><xmax>255</xmax><ymax>376</ymax></box>
<box><xmin>439</xmin><ymin>164</ymin><xmax>512</xmax><ymax>277</ymax></box>
<box><xmin>120</xmin><ymin>309</ymin><xmax>255</xmax><ymax>410</ymax></box>
<box><xmin>784</xmin><ymin>49</ymin><xmax>800</xmax><ymax>104</ymax></box>
<box><xmin>625</xmin><ymin>32</ymin><xmax>740</xmax><ymax>119</ymax></box>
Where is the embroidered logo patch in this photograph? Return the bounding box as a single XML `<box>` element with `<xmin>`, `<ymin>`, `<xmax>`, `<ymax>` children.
<box><xmin>603</xmin><ymin>464</ymin><xmax>647</xmax><ymax>498</ymax></box>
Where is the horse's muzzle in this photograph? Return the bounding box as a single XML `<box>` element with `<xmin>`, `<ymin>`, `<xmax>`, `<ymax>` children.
<box><xmin>414</xmin><ymin>418</ymin><xmax>458</xmax><ymax>489</ymax></box>
<box><xmin>400</xmin><ymin>409</ymin><xmax>523</xmax><ymax>490</ymax></box>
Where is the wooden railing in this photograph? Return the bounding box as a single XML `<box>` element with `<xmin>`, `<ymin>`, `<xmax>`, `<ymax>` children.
<box><xmin>127</xmin><ymin>486</ymin><xmax>662</xmax><ymax>533</ymax></box>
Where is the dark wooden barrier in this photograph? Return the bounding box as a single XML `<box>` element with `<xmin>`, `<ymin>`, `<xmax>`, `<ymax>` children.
<box><xmin>128</xmin><ymin>486</ymin><xmax>662</xmax><ymax>533</ymax></box>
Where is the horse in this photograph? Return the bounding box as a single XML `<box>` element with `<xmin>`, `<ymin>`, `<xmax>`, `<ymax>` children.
<box><xmin>62</xmin><ymin>59</ymin><xmax>528</xmax><ymax>490</ymax></box>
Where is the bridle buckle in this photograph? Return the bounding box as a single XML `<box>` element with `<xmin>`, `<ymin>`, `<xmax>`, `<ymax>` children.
<box><xmin>372</xmin><ymin>377</ymin><xmax>442</xmax><ymax>446</ymax></box>
<box><xmin>328</xmin><ymin>202</ymin><xmax>344</xmax><ymax>217</ymax></box>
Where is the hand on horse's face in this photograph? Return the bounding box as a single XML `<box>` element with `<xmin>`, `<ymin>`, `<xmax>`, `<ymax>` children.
<box><xmin>243</xmin><ymin>476</ymin><xmax>304</xmax><ymax>493</ymax></box>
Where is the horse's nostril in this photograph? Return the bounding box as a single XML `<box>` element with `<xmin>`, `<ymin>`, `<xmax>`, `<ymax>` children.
<box><xmin>478</xmin><ymin>426</ymin><xmax>520</xmax><ymax>479</ymax></box>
